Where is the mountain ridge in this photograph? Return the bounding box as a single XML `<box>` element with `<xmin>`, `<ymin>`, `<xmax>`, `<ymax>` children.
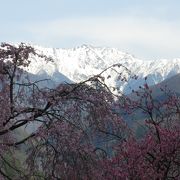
<box><xmin>16</xmin><ymin>43</ymin><xmax>180</xmax><ymax>93</ymax></box>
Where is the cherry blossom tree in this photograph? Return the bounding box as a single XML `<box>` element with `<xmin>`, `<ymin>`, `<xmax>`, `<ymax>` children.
<box><xmin>0</xmin><ymin>43</ymin><xmax>53</xmax><ymax>179</ymax></box>
<box><xmin>0</xmin><ymin>43</ymin><xmax>179</xmax><ymax>180</ymax></box>
<box><xmin>0</xmin><ymin>43</ymin><xmax>129</xmax><ymax>179</ymax></box>
<box><xmin>103</xmin><ymin>83</ymin><xmax>180</xmax><ymax>179</ymax></box>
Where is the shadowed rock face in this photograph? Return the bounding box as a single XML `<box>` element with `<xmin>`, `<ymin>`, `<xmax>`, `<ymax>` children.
<box><xmin>128</xmin><ymin>73</ymin><xmax>180</xmax><ymax>103</ymax></box>
<box><xmin>151</xmin><ymin>73</ymin><xmax>180</xmax><ymax>96</ymax></box>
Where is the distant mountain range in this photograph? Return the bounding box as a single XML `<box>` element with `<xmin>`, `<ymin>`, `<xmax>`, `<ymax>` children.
<box><xmin>20</xmin><ymin>44</ymin><xmax>180</xmax><ymax>93</ymax></box>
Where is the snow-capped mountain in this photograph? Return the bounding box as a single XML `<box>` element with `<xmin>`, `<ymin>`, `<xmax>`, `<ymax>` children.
<box><xmin>24</xmin><ymin>44</ymin><xmax>180</xmax><ymax>93</ymax></box>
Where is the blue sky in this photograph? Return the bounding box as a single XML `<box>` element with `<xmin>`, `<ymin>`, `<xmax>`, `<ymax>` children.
<box><xmin>1</xmin><ymin>0</ymin><xmax>180</xmax><ymax>59</ymax></box>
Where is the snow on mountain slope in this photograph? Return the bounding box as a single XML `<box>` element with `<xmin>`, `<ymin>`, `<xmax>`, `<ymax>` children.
<box><xmin>24</xmin><ymin>44</ymin><xmax>180</xmax><ymax>93</ymax></box>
